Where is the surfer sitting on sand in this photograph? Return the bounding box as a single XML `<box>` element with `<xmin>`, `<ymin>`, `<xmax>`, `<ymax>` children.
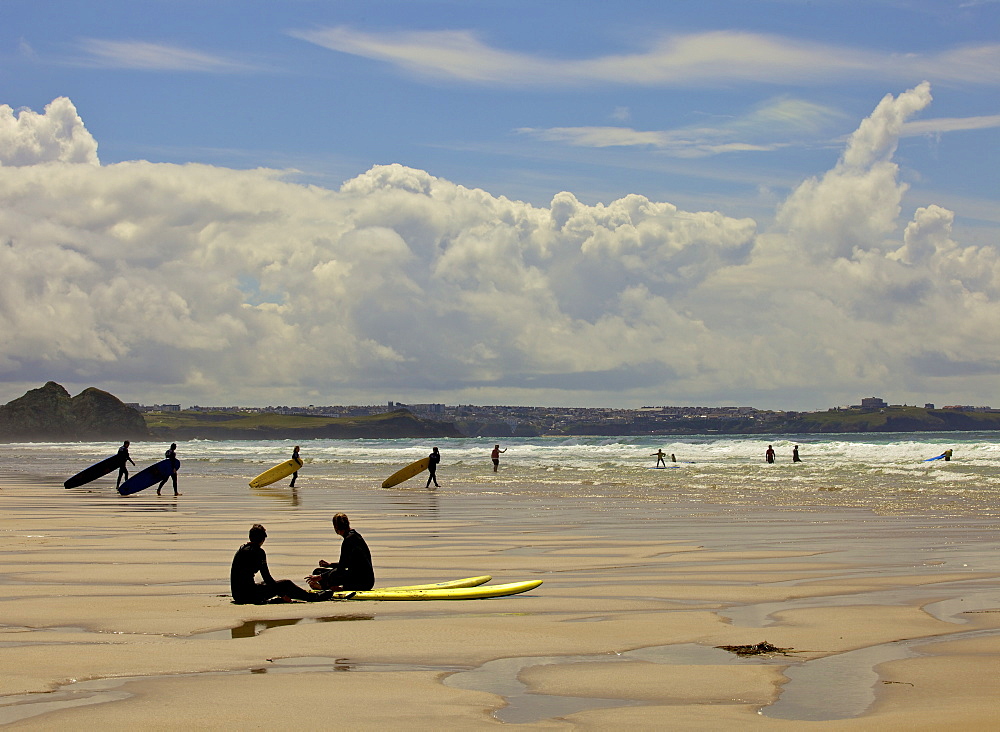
<box><xmin>116</xmin><ymin>440</ymin><xmax>135</xmax><ymax>488</ymax></box>
<box><xmin>230</xmin><ymin>524</ymin><xmax>325</xmax><ymax>604</ymax></box>
<box><xmin>653</xmin><ymin>449</ymin><xmax>667</xmax><ymax>467</ymax></box>
<box><xmin>306</xmin><ymin>513</ymin><xmax>375</xmax><ymax>592</ymax></box>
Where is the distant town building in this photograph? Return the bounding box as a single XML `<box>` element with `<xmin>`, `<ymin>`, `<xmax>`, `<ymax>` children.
<box><xmin>860</xmin><ymin>397</ymin><xmax>887</xmax><ymax>409</ymax></box>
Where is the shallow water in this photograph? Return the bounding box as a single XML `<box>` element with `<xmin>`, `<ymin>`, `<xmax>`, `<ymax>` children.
<box><xmin>5</xmin><ymin>432</ymin><xmax>1000</xmax><ymax>518</ymax></box>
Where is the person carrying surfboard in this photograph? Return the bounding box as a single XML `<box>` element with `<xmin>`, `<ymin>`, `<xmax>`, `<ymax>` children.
<box><xmin>306</xmin><ymin>513</ymin><xmax>375</xmax><ymax>593</ymax></box>
<box><xmin>157</xmin><ymin>443</ymin><xmax>179</xmax><ymax>496</ymax></box>
<box><xmin>289</xmin><ymin>445</ymin><xmax>302</xmax><ymax>487</ymax></box>
<box><xmin>426</xmin><ymin>446</ymin><xmax>441</xmax><ymax>487</ymax></box>
<box><xmin>230</xmin><ymin>524</ymin><xmax>324</xmax><ymax>604</ymax></box>
<box><xmin>116</xmin><ymin>440</ymin><xmax>136</xmax><ymax>488</ymax></box>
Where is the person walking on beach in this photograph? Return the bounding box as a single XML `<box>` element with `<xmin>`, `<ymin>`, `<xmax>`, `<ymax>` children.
<box><xmin>116</xmin><ymin>440</ymin><xmax>135</xmax><ymax>488</ymax></box>
<box><xmin>306</xmin><ymin>513</ymin><xmax>375</xmax><ymax>592</ymax></box>
<box><xmin>289</xmin><ymin>445</ymin><xmax>302</xmax><ymax>487</ymax></box>
<box><xmin>765</xmin><ymin>445</ymin><xmax>776</xmax><ymax>464</ymax></box>
<box><xmin>653</xmin><ymin>449</ymin><xmax>667</xmax><ymax>468</ymax></box>
<box><xmin>491</xmin><ymin>444</ymin><xmax>507</xmax><ymax>472</ymax></box>
<box><xmin>792</xmin><ymin>445</ymin><xmax>801</xmax><ymax>463</ymax></box>
<box><xmin>157</xmin><ymin>443</ymin><xmax>179</xmax><ymax>495</ymax></box>
<box><xmin>230</xmin><ymin>524</ymin><xmax>323</xmax><ymax>604</ymax></box>
<box><xmin>426</xmin><ymin>446</ymin><xmax>441</xmax><ymax>487</ymax></box>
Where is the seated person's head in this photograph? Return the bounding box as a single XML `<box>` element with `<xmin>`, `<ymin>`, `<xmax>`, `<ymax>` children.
<box><xmin>248</xmin><ymin>524</ymin><xmax>267</xmax><ymax>543</ymax></box>
<box><xmin>332</xmin><ymin>513</ymin><xmax>350</xmax><ymax>533</ymax></box>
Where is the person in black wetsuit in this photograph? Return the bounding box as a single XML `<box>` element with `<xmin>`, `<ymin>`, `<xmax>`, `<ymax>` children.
<box><xmin>230</xmin><ymin>524</ymin><xmax>323</xmax><ymax>604</ymax></box>
<box><xmin>116</xmin><ymin>440</ymin><xmax>136</xmax><ymax>488</ymax></box>
<box><xmin>289</xmin><ymin>445</ymin><xmax>302</xmax><ymax>487</ymax></box>
<box><xmin>425</xmin><ymin>446</ymin><xmax>440</xmax><ymax>488</ymax></box>
<box><xmin>157</xmin><ymin>443</ymin><xmax>179</xmax><ymax>496</ymax></box>
<box><xmin>306</xmin><ymin>513</ymin><xmax>375</xmax><ymax>592</ymax></box>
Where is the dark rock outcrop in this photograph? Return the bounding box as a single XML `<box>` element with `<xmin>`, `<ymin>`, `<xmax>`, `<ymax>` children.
<box><xmin>0</xmin><ymin>382</ymin><xmax>150</xmax><ymax>442</ymax></box>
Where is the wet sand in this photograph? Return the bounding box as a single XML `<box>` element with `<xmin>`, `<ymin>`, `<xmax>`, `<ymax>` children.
<box><xmin>2</xmin><ymin>472</ymin><xmax>1000</xmax><ymax>729</ymax></box>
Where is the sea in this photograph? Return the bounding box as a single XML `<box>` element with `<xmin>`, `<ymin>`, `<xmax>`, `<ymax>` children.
<box><xmin>5</xmin><ymin>432</ymin><xmax>1000</xmax><ymax>519</ymax></box>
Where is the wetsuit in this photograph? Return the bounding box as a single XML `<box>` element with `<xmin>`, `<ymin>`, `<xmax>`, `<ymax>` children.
<box><xmin>157</xmin><ymin>446</ymin><xmax>178</xmax><ymax>493</ymax></box>
<box><xmin>426</xmin><ymin>450</ymin><xmax>440</xmax><ymax>487</ymax></box>
<box><xmin>314</xmin><ymin>529</ymin><xmax>375</xmax><ymax>591</ymax></box>
<box><xmin>116</xmin><ymin>444</ymin><xmax>135</xmax><ymax>487</ymax></box>
<box><xmin>230</xmin><ymin>541</ymin><xmax>316</xmax><ymax>604</ymax></box>
<box><xmin>289</xmin><ymin>449</ymin><xmax>301</xmax><ymax>487</ymax></box>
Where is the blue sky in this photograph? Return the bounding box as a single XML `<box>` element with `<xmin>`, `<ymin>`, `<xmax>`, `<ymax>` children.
<box><xmin>1</xmin><ymin>0</ymin><xmax>998</xmax><ymax>410</ymax></box>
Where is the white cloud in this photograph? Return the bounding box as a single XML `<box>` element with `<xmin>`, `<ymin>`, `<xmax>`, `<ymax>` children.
<box><xmin>0</xmin><ymin>97</ymin><xmax>99</xmax><ymax>166</ymax></box>
<box><xmin>291</xmin><ymin>26</ymin><xmax>1000</xmax><ymax>87</ymax></box>
<box><xmin>76</xmin><ymin>39</ymin><xmax>258</xmax><ymax>72</ymax></box>
<box><xmin>902</xmin><ymin>114</ymin><xmax>1000</xmax><ymax>136</ymax></box>
<box><xmin>519</xmin><ymin>97</ymin><xmax>841</xmax><ymax>157</ymax></box>
<box><xmin>0</xmin><ymin>84</ymin><xmax>998</xmax><ymax>409</ymax></box>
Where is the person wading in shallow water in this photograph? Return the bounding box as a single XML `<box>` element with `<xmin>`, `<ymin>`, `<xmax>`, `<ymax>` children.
<box><xmin>230</xmin><ymin>524</ymin><xmax>323</xmax><ymax>604</ymax></box>
<box><xmin>491</xmin><ymin>444</ymin><xmax>507</xmax><ymax>472</ymax></box>
<box><xmin>765</xmin><ymin>445</ymin><xmax>776</xmax><ymax>464</ymax></box>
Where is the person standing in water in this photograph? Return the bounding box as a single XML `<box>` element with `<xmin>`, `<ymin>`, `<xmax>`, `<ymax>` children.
<box><xmin>491</xmin><ymin>444</ymin><xmax>507</xmax><ymax>472</ymax></box>
<box><xmin>116</xmin><ymin>440</ymin><xmax>136</xmax><ymax>488</ymax></box>
<box><xmin>157</xmin><ymin>443</ymin><xmax>179</xmax><ymax>495</ymax></box>
<box><xmin>792</xmin><ymin>445</ymin><xmax>801</xmax><ymax>463</ymax></box>
<box><xmin>765</xmin><ymin>445</ymin><xmax>776</xmax><ymax>464</ymax></box>
<box><xmin>426</xmin><ymin>446</ymin><xmax>441</xmax><ymax>488</ymax></box>
<box><xmin>289</xmin><ymin>445</ymin><xmax>302</xmax><ymax>487</ymax></box>
<box><xmin>653</xmin><ymin>449</ymin><xmax>667</xmax><ymax>468</ymax></box>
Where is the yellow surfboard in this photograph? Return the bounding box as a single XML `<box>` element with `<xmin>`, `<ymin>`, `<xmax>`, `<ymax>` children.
<box><xmin>249</xmin><ymin>458</ymin><xmax>302</xmax><ymax>489</ymax></box>
<box><xmin>381</xmin><ymin>456</ymin><xmax>430</xmax><ymax>488</ymax></box>
<box><xmin>330</xmin><ymin>579</ymin><xmax>542</xmax><ymax>601</ymax></box>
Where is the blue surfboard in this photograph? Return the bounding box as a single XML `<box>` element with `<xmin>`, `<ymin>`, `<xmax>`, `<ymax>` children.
<box><xmin>923</xmin><ymin>455</ymin><xmax>945</xmax><ymax>462</ymax></box>
<box><xmin>65</xmin><ymin>454</ymin><xmax>124</xmax><ymax>489</ymax></box>
<box><xmin>118</xmin><ymin>459</ymin><xmax>180</xmax><ymax>496</ymax></box>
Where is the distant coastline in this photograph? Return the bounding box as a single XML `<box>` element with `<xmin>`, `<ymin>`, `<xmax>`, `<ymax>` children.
<box><xmin>3</xmin><ymin>382</ymin><xmax>999</xmax><ymax>442</ymax></box>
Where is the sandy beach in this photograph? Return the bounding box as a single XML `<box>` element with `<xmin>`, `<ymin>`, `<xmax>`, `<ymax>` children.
<box><xmin>2</xmin><ymin>470</ymin><xmax>1000</xmax><ymax>729</ymax></box>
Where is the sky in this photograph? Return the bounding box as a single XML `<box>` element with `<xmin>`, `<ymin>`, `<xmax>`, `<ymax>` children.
<box><xmin>1</xmin><ymin>0</ymin><xmax>998</xmax><ymax>411</ymax></box>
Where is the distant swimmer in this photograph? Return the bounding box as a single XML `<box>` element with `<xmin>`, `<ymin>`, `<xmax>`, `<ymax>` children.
<box><xmin>671</xmin><ymin>453</ymin><xmax>677</xmax><ymax>462</ymax></box>
<box><xmin>116</xmin><ymin>440</ymin><xmax>136</xmax><ymax>488</ymax></box>
<box><xmin>157</xmin><ymin>443</ymin><xmax>179</xmax><ymax>496</ymax></box>
<box><xmin>653</xmin><ymin>449</ymin><xmax>667</xmax><ymax>468</ymax></box>
<box><xmin>765</xmin><ymin>445</ymin><xmax>776</xmax><ymax>464</ymax></box>
<box><xmin>792</xmin><ymin>445</ymin><xmax>801</xmax><ymax>463</ymax></box>
<box><xmin>426</xmin><ymin>446</ymin><xmax>441</xmax><ymax>488</ymax></box>
<box><xmin>491</xmin><ymin>444</ymin><xmax>507</xmax><ymax>472</ymax></box>
<box><xmin>230</xmin><ymin>524</ymin><xmax>324</xmax><ymax>604</ymax></box>
<box><xmin>307</xmin><ymin>513</ymin><xmax>375</xmax><ymax>592</ymax></box>
<box><xmin>289</xmin><ymin>445</ymin><xmax>302</xmax><ymax>487</ymax></box>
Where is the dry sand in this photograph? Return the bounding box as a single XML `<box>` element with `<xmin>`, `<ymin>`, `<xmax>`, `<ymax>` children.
<box><xmin>2</xmin><ymin>473</ymin><xmax>1000</xmax><ymax>729</ymax></box>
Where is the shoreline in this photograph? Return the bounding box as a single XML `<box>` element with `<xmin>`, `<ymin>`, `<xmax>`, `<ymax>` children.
<box><xmin>2</xmin><ymin>473</ymin><xmax>1000</xmax><ymax>728</ymax></box>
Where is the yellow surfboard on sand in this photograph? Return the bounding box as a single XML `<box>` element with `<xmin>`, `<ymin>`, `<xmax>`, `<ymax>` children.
<box><xmin>330</xmin><ymin>579</ymin><xmax>542</xmax><ymax>601</ymax></box>
<box><xmin>381</xmin><ymin>456</ymin><xmax>430</xmax><ymax>488</ymax></box>
<box><xmin>249</xmin><ymin>458</ymin><xmax>302</xmax><ymax>489</ymax></box>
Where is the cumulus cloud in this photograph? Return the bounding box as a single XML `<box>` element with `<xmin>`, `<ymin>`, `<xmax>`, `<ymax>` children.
<box><xmin>0</xmin><ymin>84</ymin><xmax>998</xmax><ymax>408</ymax></box>
<box><xmin>290</xmin><ymin>26</ymin><xmax>1000</xmax><ymax>87</ymax></box>
<box><xmin>0</xmin><ymin>97</ymin><xmax>99</xmax><ymax>166</ymax></box>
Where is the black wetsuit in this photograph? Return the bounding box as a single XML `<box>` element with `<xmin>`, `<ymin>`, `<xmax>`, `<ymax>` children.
<box><xmin>230</xmin><ymin>541</ymin><xmax>315</xmax><ymax>604</ymax></box>
<box><xmin>116</xmin><ymin>445</ymin><xmax>134</xmax><ymax>487</ymax></box>
<box><xmin>315</xmin><ymin>529</ymin><xmax>375</xmax><ymax>591</ymax></box>
<box><xmin>426</xmin><ymin>450</ymin><xmax>440</xmax><ymax>487</ymax></box>
<box><xmin>158</xmin><ymin>447</ymin><xmax>178</xmax><ymax>492</ymax></box>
